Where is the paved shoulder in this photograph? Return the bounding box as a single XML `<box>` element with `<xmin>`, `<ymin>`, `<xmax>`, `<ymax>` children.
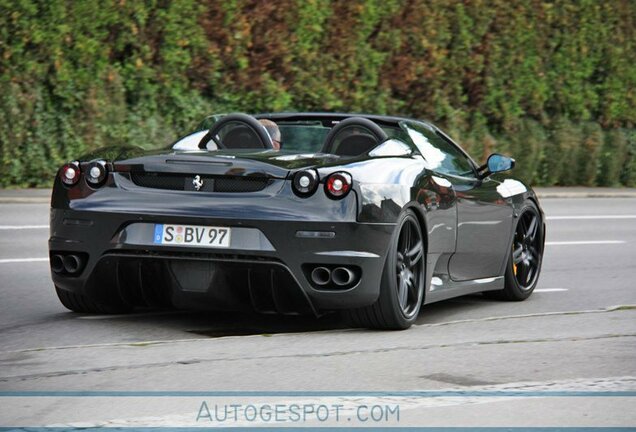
<box><xmin>0</xmin><ymin>189</ymin><xmax>51</xmax><ymax>203</ymax></box>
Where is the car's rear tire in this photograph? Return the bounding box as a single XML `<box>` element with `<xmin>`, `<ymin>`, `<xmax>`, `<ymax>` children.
<box><xmin>485</xmin><ymin>201</ymin><xmax>544</xmax><ymax>301</ymax></box>
<box><xmin>55</xmin><ymin>286</ymin><xmax>132</xmax><ymax>314</ymax></box>
<box><xmin>345</xmin><ymin>210</ymin><xmax>425</xmax><ymax>330</ymax></box>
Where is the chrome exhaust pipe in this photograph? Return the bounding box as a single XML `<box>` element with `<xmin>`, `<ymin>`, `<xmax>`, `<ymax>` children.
<box><xmin>62</xmin><ymin>254</ymin><xmax>82</xmax><ymax>274</ymax></box>
<box><xmin>50</xmin><ymin>254</ymin><xmax>65</xmax><ymax>273</ymax></box>
<box><xmin>310</xmin><ymin>267</ymin><xmax>331</xmax><ymax>286</ymax></box>
<box><xmin>332</xmin><ymin>267</ymin><xmax>355</xmax><ymax>286</ymax></box>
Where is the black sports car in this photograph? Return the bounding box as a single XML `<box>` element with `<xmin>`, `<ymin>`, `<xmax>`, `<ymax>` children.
<box><xmin>49</xmin><ymin>113</ymin><xmax>545</xmax><ymax>329</ymax></box>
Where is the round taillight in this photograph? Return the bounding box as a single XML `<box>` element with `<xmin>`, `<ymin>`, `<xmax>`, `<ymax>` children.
<box><xmin>85</xmin><ymin>160</ymin><xmax>108</xmax><ymax>187</ymax></box>
<box><xmin>292</xmin><ymin>170</ymin><xmax>319</xmax><ymax>197</ymax></box>
<box><xmin>59</xmin><ymin>162</ymin><xmax>80</xmax><ymax>186</ymax></box>
<box><xmin>324</xmin><ymin>172</ymin><xmax>352</xmax><ymax>199</ymax></box>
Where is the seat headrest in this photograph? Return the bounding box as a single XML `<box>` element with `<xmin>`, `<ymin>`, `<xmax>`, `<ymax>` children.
<box><xmin>321</xmin><ymin>117</ymin><xmax>389</xmax><ymax>156</ymax></box>
<box><xmin>221</xmin><ymin>125</ymin><xmax>265</xmax><ymax>149</ymax></box>
<box><xmin>332</xmin><ymin>133</ymin><xmax>378</xmax><ymax>157</ymax></box>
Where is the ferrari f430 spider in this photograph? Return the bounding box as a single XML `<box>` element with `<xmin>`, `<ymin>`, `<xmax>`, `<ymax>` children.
<box><xmin>50</xmin><ymin>113</ymin><xmax>545</xmax><ymax>329</ymax></box>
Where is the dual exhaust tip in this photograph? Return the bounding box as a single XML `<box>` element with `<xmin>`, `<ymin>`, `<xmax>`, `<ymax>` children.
<box><xmin>51</xmin><ymin>253</ymin><xmax>85</xmax><ymax>275</ymax></box>
<box><xmin>310</xmin><ymin>266</ymin><xmax>358</xmax><ymax>288</ymax></box>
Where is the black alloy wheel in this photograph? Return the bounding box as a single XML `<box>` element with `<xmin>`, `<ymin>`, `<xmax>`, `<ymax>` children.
<box><xmin>395</xmin><ymin>215</ymin><xmax>425</xmax><ymax>318</ymax></box>
<box><xmin>512</xmin><ymin>206</ymin><xmax>542</xmax><ymax>290</ymax></box>
<box><xmin>345</xmin><ymin>210</ymin><xmax>425</xmax><ymax>329</ymax></box>
<box><xmin>487</xmin><ymin>201</ymin><xmax>544</xmax><ymax>301</ymax></box>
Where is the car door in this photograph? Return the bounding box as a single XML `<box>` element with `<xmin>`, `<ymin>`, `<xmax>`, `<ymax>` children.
<box><xmin>403</xmin><ymin>121</ymin><xmax>514</xmax><ymax>281</ymax></box>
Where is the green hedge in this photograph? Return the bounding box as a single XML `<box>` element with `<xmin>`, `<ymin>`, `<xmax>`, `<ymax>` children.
<box><xmin>1</xmin><ymin>0</ymin><xmax>635</xmax><ymax>187</ymax></box>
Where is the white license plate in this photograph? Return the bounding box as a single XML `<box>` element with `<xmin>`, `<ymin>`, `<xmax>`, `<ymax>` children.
<box><xmin>153</xmin><ymin>224</ymin><xmax>231</xmax><ymax>248</ymax></box>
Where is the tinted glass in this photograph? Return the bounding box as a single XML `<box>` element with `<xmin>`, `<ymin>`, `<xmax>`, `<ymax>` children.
<box><xmin>401</xmin><ymin>121</ymin><xmax>475</xmax><ymax>177</ymax></box>
<box><xmin>278</xmin><ymin>122</ymin><xmax>330</xmax><ymax>152</ymax></box>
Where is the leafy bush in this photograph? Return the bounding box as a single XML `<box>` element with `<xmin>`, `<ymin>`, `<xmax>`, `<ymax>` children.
<box><xmin>0</xmin><ymin>0</ymin><xmax>634</xmax><ymax>187</ymax></box>
<box><xmin>598</xmin><ymin>129</ymin><xmax>629</xmax><ymax>186</ymax></box>
<box><xmin>621</xmin><ymin>131</ymin><xmax>636</xmax><ymax>187</ymax></box>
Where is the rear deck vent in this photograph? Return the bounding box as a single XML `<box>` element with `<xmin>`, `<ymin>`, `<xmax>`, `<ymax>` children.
<box><xmin>130</xmin><ymin>172</ymin><xmax>270</xmax><ymax>192</ymax></box>
<box><xmin>130</xmin><ymin>173</ymin><xmax>183</xmax><ymax>190</ymax></box>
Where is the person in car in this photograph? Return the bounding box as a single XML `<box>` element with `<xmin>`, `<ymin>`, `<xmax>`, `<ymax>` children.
<box><xmin>259</xmin><ymin>119</ymin><xmax>281</xmax><ymax>150</ymax></box>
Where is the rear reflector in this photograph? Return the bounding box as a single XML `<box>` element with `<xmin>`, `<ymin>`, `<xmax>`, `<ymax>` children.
<box><xmin>60</xmin><ymin>162</ymin><xmax>80</xmax><ymax>186</ymax></box>
<box><xmin>324</xmin><ymin>172</ymin><xmax>352</xmax><ymax>199</ymax></box>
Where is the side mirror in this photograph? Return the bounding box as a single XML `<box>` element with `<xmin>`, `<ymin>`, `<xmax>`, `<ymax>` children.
<box><xmin>487</xmin><ymin>153</ymin><xmax>515</xmax><ymax>173</ymax></box>
<box><xmin>479</xmin><ymin>153</ymin><xmax>515</xmax><ymax>178</ymax></box>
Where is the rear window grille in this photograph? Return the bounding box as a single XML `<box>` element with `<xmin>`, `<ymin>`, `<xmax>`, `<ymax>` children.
<box><xmin>215</xmin><ymin>177</ymin><xmax>270</xmax><ymax>192</ymax></box>
<box><xmin>130</xmin><ymin>173</ymin><xmax>270</xmax><ymax>193</ymax></box>
<box><xmin>130</xmin><ymin>173</ymin><xmax>184</xmax><ymax>190</ymax></box>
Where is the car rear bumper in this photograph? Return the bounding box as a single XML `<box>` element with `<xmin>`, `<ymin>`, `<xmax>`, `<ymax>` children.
<box><xmin>49</xmin><ymin>208</ymin><xmax>395</xmax><ymax>314</ymax></box>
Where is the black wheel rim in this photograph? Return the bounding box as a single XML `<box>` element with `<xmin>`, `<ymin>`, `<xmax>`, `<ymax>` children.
<box><xmin>395</xmin><ymin>216</ymin><xmax>424</xmax><ymax>318</ymax></box>
<box><xmin>512</xmin><ymin>208</ymin><xmax>542</xmax><ymax>290</ymax></box>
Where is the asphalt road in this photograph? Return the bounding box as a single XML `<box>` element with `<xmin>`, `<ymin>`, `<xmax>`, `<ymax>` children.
<box><xmin>0</xmin><ymin>197</ymin><xmax>635</xmax><ymax>427</ymax></box>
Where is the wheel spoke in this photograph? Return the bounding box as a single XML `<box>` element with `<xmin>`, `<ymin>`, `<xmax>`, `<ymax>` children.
<box><xmin>408</xmin><ymin>241</ymin><xmax>423</xmax><ymax>265</ymax></box>
<box><xmin>406</xmin><ymin>274</ymin><xmax>418</xmax><ymax>301</ymax></box>
<box><xmin>519</xmin><ymin>215</ymin><xmax>528</xmax><ymax>236</ymax></box>
<box><xmin>528</xmin><ymin>247</ymin><xmax>537</xmax><ymax>263</ymax></box>
<box><xmin>528</xmin><ymin>246</ymin><xmax>539</xmax><ymax>263</ymax></box>
<box><xmin>396</xmin><ymin>251</ymin><xmax>404</xmax><ymax>270</ymax></box>
<box><xmin>513</xmin><ymin>245</ymin><xmax>523</xmax><ymax>264</ymax></box>
<box><xmin>527</xmin><ymin>215</ymin><xmax>538</xmax><ymax>241</ymax></box>
<box><xmin>403</xmin><ymin>221</ymin><xmax>411</xmax><ymax>251</ymax></box>
<box><xmin>525</xmin><ymin>266</ymin><xmax>535</xmax><ymax>285</ymax></box>
<box><xmin>516</xmin><ymin>261</ymin><xmax>528</xmax><ymax>284</ymax></box>
<box><xmin>398</xmin><ymin>275</ymin><xmax>408</xmax><ymax>310</ymax></box>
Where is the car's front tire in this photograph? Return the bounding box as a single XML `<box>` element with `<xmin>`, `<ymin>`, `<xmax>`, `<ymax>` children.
<box><xmin>486</xmin><ymin>201</ymin><xmax>544</xmax><ymax>301</ymax></box>
<box><xmin>345</xmin><ymin>210</ymin><xmax>425</xmax><ymax>330</ymax></box>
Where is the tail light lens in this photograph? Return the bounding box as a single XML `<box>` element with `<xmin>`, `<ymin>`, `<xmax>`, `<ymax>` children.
<box><xmin>85</xmin><ymin>160</ymin><xmax>108</xmax><ymax>187</ymax></box>
<box><xmin>292</xmin><ymin>170</ymin><xmax>319</xmax><ymax>197</ymax></box>
<box><xmin>324</xmin><ymin>172</ymin><xmax>352</xmax><ymax>199</ymax></box>
<box><xmin>59</xmin><ymin>162</ymin><xmax>80</xmax><ymax>186</ymax></box>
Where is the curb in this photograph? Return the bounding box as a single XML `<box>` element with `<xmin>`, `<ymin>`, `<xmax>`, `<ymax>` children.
<box><xmin>535</xmin><ymin>188</ymin><xmax>636</xmax><ymax>199</ymax></box>
<box><xmin>536</xmin><ymin>192</ymin><xmax>636</xmax><ymax>199</ymax></box>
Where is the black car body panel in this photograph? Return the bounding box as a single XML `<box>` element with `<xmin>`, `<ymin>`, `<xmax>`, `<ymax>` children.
<box><xmin>49</xmin><ymin>112</ymin><xmax>544</xmax><ymax>317</ymax></box>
